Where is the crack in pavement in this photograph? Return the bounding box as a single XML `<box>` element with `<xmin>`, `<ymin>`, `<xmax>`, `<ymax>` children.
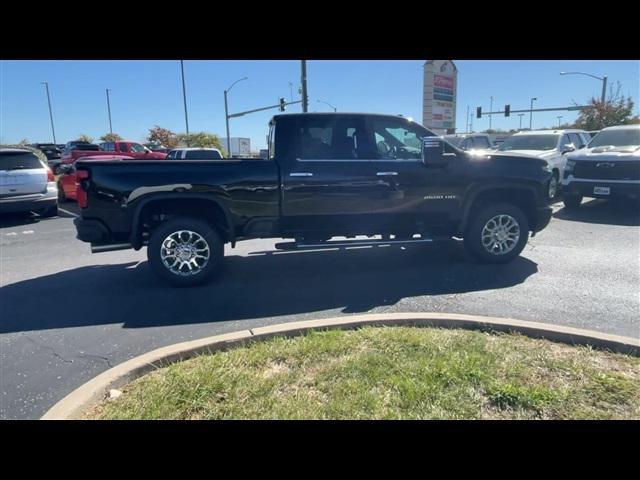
<box><xmin>21</xmin><ymin>334</ymin><xmax>113</xmax><ymax>368</ymax></box>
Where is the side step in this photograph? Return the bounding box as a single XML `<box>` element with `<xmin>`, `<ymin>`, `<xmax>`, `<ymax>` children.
<box><xmin>91</xmin><ymin>243</ymin><xmax>132</xmax><ymax>253</ymax></box>
<box><xmin>274</xmin><ymin>237</ymin><xmax>438</xmax><ymax>251</ymax></box>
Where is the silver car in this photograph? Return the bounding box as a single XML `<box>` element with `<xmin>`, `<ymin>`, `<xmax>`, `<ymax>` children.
<box><xmin>0</xmin><ymin>148</ymin><xmax>58</xmax><ymax>217</ymax></box>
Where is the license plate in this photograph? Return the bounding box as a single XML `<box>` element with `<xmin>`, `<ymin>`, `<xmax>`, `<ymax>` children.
<box><xmin>593</xmin><ymin>186</ymin><xmax>610</xmax><ymax>195</ymax></box>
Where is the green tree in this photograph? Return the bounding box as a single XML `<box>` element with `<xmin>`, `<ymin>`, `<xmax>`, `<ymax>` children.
<box><xmin>147</xmin><ymin>126</ymin><xmax>179</xmax><ymax>148</ymax></box>
<box><xmin>77</xmin><ymin>134</ymin><xmax>94</xmax><ymax>143</ymax></box>
<box><xmin>99</xmin><ymin>133</ymin><xmax>123</xmax><ymax>142</ymax></box>
<box><xmin>574</xmin><ymin>82</ymin><xmax>635</xmax><ymax>130</ymax></box>
<box><xmin>18</xmin><ymin>138</ymin><xmax>30</xmax><ymax>146</ymax></box>
<box><xmin>177</xmin><ymin>132</ymin><xmax>226</xmax><ymax>155</ymax></box>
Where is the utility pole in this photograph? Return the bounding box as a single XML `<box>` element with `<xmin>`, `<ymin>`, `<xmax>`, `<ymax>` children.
<box><xmin>529</xmin><ymin>97</ymin><xmax>537</xmax><ymax>130</ymax></box>
<box><xmin>106</xmin><ymin>89</ymin><xmax>113</xmax><ymax>134</ymax></box>
<box><xmin>180</xmin><ymin>60</ymin><xmax>190</xmax><ymax>145</ymax></box>
<box><xmin>518</xmin><ymin>113</ymin><xmax>524</xmax><ymax>130</ymax></box>
<box><xmin>489</xmin><ymin>96</ymin><xmax>493</xmax><ymax>130</ymax></box>
<box><xmin>557</xmin><ymin>116</ymin><xmax>563</xmax><ymax>127</ymax></box>
<box><xmin>301</xmin><ymin>60</ymin><xmax>308</xmax><ymax>113</ymax></box>
<box><xmin>41</xmin><ymin>82</ymin><xmax>56</xmax><ymax>144</ymax></box>
<box><xmin>466</xmin><ymin>106</ymin><xmax>470</xmax><ymax>133</ymax></box>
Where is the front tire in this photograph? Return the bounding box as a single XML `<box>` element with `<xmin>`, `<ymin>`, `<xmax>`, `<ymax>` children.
<box><xmin>563</xmin><ymin>193</ymin><xmax>583</xmax><ymax>210</ymax></box>
<box><xmin>464</xmin><ymin>202</ymin><xmax>529</xmax><ymax>264</ymax></box>
<box><xmin>147</xmin><ymin>217</ymin><xmax>224</xmax><ymax>287</ymax></box>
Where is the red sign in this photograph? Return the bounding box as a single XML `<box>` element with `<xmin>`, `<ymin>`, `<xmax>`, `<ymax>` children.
<box><xmin>434</xmin><ymin>74</ymin><xmax>454</xmax><ymax>89</ymax></box>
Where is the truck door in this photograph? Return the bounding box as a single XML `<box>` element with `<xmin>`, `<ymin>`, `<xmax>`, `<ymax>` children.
<box><xmin>280</xmin><ymin>115</ymin><xmax>386</xmax><ymax>235</ymax></box>
<box><xmin>363</xmin><ymin>116</ymin><xmax>463</xmax><ymax>235</ymax></box>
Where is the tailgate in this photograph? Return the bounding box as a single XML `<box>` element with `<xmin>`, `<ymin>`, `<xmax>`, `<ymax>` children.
<box><xmin>0</xmin><ymin>169</ymin><xmax>47</xmax><ymax>196</ymax></box>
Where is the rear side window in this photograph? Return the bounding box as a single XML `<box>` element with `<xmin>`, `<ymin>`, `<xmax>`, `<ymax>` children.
<box><xmin>184</xmin><ymin>150</ymin><xmax>222</xmax><ymax>160</ymax></box>
<box><xmin>292</xmin><ymin>116</ymin><xmax>372</xmax><ymax>160</ymax></box>
<box><xmin>0</xmin><ymin>152</ymin><xmax>44</xmax><ymax>170</ymax></box>
<box><xmin>119</xmin><ymin>143</ymin><xmax>128</xmax><ymax>153</ymax></box>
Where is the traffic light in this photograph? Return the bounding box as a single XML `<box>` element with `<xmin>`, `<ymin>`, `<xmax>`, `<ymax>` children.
<box><xmin>505</xmin><ymin>104</ymin><xmax>511</xmax><ymax>117</ymax></box>
<box><xmin>279</xmin><ymin>98</ymin><xmax>286</xmax><ymax>112</ymax></box>
<box><xmin>476</xmin><ymin>107</ymin><xmax>482</xmax><ymax>118</ymax></box>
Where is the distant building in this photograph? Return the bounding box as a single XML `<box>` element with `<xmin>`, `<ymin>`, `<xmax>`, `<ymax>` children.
<box><xmin>220</xmin><ymin>137</ymin><xmax>251</xmax><ymax>157</ymax></box>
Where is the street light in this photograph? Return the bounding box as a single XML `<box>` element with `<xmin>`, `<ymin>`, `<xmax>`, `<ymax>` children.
<box><xmin>557</xmin><ymin>116</ymin><xmax>563</xmax><ymax>127</ymax></box>
<box><xmin>560</xmin><ymin>71</ymin><xmax>608</xmax><ymax>104</ymax></box>
<box><xmin>317</xmin><ymin>99</ymin><xmax>336</xmax><ymax>112</ymax></box>
<box><xmin>224</xmin><ymin>76</ymin><xmax>248</xmax><ymax>157</ymax></box>
<box><xmin>41</xmin><ymin>82</ymin><xmax>56</xmax><ymax>144</ymax></box>
<box><xmin>530</xmin><ymin>97</ymin><xmax>537</xmax><ymax>130</ymax></box>
<box><xmin>489</xmin><ymin>96</ymin><xmax>493</xmax><ymax>130</ymax></box>
<box><xmin>106</xmin><ymin>89</ymin><xmax>113</xmax><ymax>134</ymax></box>
<box><xmin>180</xmin><ymin>60</ymin><xmax>190</xmax><ymax>144</ymax></box>
<box><xmin>518</xmin><ymin>113</ymin><xmax>524</xmax><ymax>130</ymax></box>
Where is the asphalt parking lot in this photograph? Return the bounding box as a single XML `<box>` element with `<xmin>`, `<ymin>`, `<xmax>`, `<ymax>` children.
<box><xmin>1</xmin><ymin>199</ymin><xmax>639</xmax><ymax>419</ymax></box>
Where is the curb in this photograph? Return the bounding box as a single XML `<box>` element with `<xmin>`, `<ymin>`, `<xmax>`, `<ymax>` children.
<box><xmin>41</xmin><ymin>312</ymin><xmax>640</xmax><ymax>420</ymax></box>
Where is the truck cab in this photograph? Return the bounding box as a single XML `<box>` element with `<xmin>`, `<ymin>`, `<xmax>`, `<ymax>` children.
<box><xmin>99</xmin><ymin>141</ymin><xmax>167</xmax><ymax>159</ymax></box>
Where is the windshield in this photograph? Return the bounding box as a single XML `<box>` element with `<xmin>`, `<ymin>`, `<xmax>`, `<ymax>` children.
<box><xmin>498</xmin><ymin>134</ymin><xmax>559</xmax><ymax>152</ymax></box>
<box><xmin>184</xmin><ymin>150</ymin><xmax>222</xmax><ymax>160</ymax></box>
<box><xmin>588</xmin><ymin>129</ymin><xmax>640</xmax><ymax>148</ymax></box>
<box><xmin>0</xmin><ymin>152</ymin><xmax>44</xmax><ymax>170</ymax></box>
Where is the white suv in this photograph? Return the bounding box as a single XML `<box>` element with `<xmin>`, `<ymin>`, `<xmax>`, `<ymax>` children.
<box><xmin>496</xmin><ymin>129</ymin><xmax>591</xmax><ymax>198</ymax></box>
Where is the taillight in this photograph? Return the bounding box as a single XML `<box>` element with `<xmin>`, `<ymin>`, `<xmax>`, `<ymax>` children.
<box><xmin>76</xmin><ymin>169</ymin><xmax>90</xmax><ymax>208</ymax></box>
<box><xmin>46</xmin><ymin>167</ymin><xmax>55</xmax><ymax>182</ymax></box>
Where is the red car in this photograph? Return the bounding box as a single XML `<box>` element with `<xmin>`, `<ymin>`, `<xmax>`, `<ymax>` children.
<box><xmin>58</xmin><ymin>155</ymin><xmax>134</xmax><ymax>202</ymax></box>
<box><xmin>60</xmin><ymin>141</ymin><xmax>167</xmax><ymax>168</ymax></box>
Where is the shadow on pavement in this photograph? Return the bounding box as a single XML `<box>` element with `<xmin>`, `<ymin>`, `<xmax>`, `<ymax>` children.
<box><xmin>553</xmin><ymin>198</ymin><xmax>640</xmax><ymax>226</ymax></box>
<box><xmin>0</xmin><ymin>209</ymin><xmax>76</xmax><ymax>229</ymax></box>
<box><xmin>0</xmin><ymin>240</ymin><xmax>539</xmax><ymax>334</ymax></box>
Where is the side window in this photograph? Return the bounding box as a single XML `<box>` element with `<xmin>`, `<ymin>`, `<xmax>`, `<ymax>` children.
<box><xmin>130</xmin><ymin>143</ymin><xmax>145</xmax><ymax>153</ymax></box>
<box><xmin>119</xmin><ymin>143</ymin><xmax>128</xmax><ymax>153</ymax></box>
<box><xmin>568</xmin><ymin>133</ymin><xmax>580</xmax><ymax>149</ymax></box>
<box><xmin>369</xmin><ymin>118</ymin><xmax>430</xmax><ymax>160</ymax></box>
<box><xmin>560</xmin><ymin>134</ymin><xmax>573</xmax><ymax>150</ymax></box>
<box><xmin>473</xmin><ymin>136</ymin><xmax>491</xmax><ymax>149</ymax></box>
<box><xmin>294</xmin><ymin>117</ymin><xmax>373</xmax><ymax>160</ymax></box>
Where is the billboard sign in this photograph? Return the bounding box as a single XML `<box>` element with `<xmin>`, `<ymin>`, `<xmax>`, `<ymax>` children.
<box><xmin>423</xmin><ymin>60</ymin><xmax>457</xmax><ymax>134</ymax></box>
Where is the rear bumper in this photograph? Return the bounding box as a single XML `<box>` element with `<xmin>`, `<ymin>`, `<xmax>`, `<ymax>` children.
<box><xmin>533</xmin><ymin>205</ymin><xmax>553</xmax><ymax>233</ymax></box>
<box><xmin>563</xmin><ymin>177</ymin><xmax>640</xmax><ymax>200</ymax></box>
<box><xmin>0</xmin><ymin>185</ymin><xmax>57</xmax><ymax>214</ymax></box>
<box><xmin>74</xmin><ymin>217</ymin><xmax>112</xmax><ymax>243</ymax></box>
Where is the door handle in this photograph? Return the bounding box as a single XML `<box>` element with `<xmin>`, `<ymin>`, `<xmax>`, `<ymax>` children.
<box><xmin>290</xmin><ymin>172</ymin><xmax>313</xmax><ymax>177</ymax></box>
<box><xmin>376</xmin><ymin>171</ymin><xmax>398</xmax><ymax>176</ymax></box>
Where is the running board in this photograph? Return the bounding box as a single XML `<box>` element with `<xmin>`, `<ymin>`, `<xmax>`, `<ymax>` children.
<box><xmin>91</xmin><ymin>243</ymin><xmax>132</xmax><ymax>253</ymax></box>
<box><xmin>274</xmin><ymin>237</ymin><xmax>437</xmax><ymax>251</ymax></box>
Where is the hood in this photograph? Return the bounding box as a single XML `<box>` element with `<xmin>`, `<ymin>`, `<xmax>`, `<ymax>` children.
<box><xmin>494</xmin><ymin>149</ymin><xmax>556</xmax><ymax>159</ymax></box>
<box><xmin>568</xmin><ymin>145</ymin><xmax>640</xmax><ymax>162</ymax></box>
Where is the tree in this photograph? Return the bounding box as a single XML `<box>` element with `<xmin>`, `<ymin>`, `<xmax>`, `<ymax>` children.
<box><xmin>574</xmin><ymin>82</ymin><xmax>635</xmax><ymax>130</ymax></box>
<box><xmin>177</xmin><ymin>132</ymin><xmax>226</xmax><ymax>154</ymax></box>
<box><xmin>18</xmin><ymin>138</ymin><xmax>30</xmax><ymax>146</ymax></box>
<box><xmin>99</xmin><ymin>133</ymin><xmax>122</xmax><ymax>142</ymax></box>
<box><xmin>147</xmin><ymin>126</ymin><xmax>178</xmax><ymax>148</ymax></box>
<box><xmin>77</xmin><ymin>134</ymin><xmax>93</xmax><ymax>143</ymax></box>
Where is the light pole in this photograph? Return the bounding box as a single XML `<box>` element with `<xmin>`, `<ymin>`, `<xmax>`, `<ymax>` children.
<box><xmin>41</xmin><ymin>82</ymin><xmax>56</xmax><ymax>144</ymax></box>
<box><xmin>317</xmin><ymin>99</ymin><xmax>336</xmax><ymax>112</ymax></box>
<box><xmin>466</xmin><ymin>105</ymin><xmax>470</xmax><ymax>133</ymax></box>
<box><xmin>518</xmin><ymin>113</ymin><xmax>524</xmax><ymax>130</ymax></box>
<box><xmin>106</xmin><ymin>88</ymin><xmax>113</xmax><ymax>134</ymax></box>
<box><xmin>180</xmin><ymin>60</ymin><xmax>190</xmax><ymax>144</ymax></box>
<box><xmin>557</xmin><ymin>116</ymin><xmax>563</xmax><ymax>127</ymax></box>
<box><xmin>560</xmin><ymin>71</ymin><xmax>608</xmax><ymax>104</ymax></box>
<box><xmin>301</xmin><ymin>60</ymin><xmax>309</xmax><ymax>113</ymax></box>
<box><xmin>489</xmin><ymin>96</ymin><xmax>493</xmax><ymax>130</ymax></box>
<box><xmin>288</xmin><ymin>82</ymin><xmax>294</xmax><ymax>103</ymax></box>
<box><xmin>529</xmin><ymin>97</ymin><xmax>537</xmax><ymax>130</ymax></box>
<box><xmin>224</xmin><ymin>76</ymin><xmax>248</xmax><ymax>157</ymax></box>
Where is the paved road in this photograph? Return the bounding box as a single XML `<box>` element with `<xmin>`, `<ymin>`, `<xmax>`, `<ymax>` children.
<box><xmin>1</xmin><ymin>200</ymin><xmax>639</xmax><ymax>419</ymax></box>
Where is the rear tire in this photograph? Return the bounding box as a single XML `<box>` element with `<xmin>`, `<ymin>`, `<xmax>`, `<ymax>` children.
<box><xmin>147</xmin><ymin>217</ymin><xmax>224</xmax><ymax>287</ymax></box>
<box><xmin>464</xmin><ymin>202</ymin><xmax>529</xmax><ymax>264</ymax></box>
<box><xmin>40</xmin><ymin>204</ymin><xmax>58</xmax><ymax>218</ymax></box>
<box><xmin>563</xmin><ymin>193</ymin><xmax>583</xmax><ymax>210</ymax></box>
<box><xmin>57</xmin><ymin>183</ymin><xmax>70</xmax><ymax>203</ymax></box>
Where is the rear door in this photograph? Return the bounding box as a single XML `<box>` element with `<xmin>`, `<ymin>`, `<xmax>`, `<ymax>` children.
<box><xmin>0</xmin><ymin>151</ymin><xmax>47</xmax><ymax>197</ymax></box>
<box><xmin>280</xmin><ymin>115</ymin><xmax>385</xmax><ymax>234</ymax></box>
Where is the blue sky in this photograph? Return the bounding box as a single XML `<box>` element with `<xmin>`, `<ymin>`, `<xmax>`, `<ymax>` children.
<box><xmin>1</xmin><ymin>60</ymin><xmax>638</xmax><ymax>149</ymax></box>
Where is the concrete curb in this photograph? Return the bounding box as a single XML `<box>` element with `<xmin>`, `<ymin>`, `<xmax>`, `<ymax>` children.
<box><xmin>41</xmin><ymin>312</ymin><xmax>640</xmax><ymax>420</ymax></box>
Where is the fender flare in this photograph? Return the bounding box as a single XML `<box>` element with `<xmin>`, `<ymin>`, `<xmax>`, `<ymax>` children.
<box><xmin>128</xmin><ymin>192</ymin><xmax>236</xmax><ymax>248</ymax></box>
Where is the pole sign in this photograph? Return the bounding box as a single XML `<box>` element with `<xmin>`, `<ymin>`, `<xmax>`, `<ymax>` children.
<box><xmin>423</xmin><ymin>60</ymin><xmax>457</xmax><ymax>134</ymax></box>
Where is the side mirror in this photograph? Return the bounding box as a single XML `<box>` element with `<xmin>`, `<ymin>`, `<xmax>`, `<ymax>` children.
<box><xmin>422</xmin><ymin>138</ymin><xmax>453</xmax><ymax>166</ymax></box>
<box><xmin>561</xmin><ymin>143</ymin><xmax>575</xmax><ymax>154</ymax></box>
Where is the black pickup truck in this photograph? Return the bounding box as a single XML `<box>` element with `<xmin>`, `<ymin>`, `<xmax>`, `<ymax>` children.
<box><xmin>74</xmin><ymin>113</ymin><xmax>553</xmax><ymax>286</ymax></box>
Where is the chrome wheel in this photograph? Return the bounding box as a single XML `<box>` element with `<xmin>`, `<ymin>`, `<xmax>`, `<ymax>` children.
<box><xmin>160</xmin><ymin>230</ymin><xmax>210</xmax><ymax>276</ymax></box>
<box><xmin>481</xmin><ymin>214</ymin><xmax>520</xmax><ymax>255</ymax></box>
